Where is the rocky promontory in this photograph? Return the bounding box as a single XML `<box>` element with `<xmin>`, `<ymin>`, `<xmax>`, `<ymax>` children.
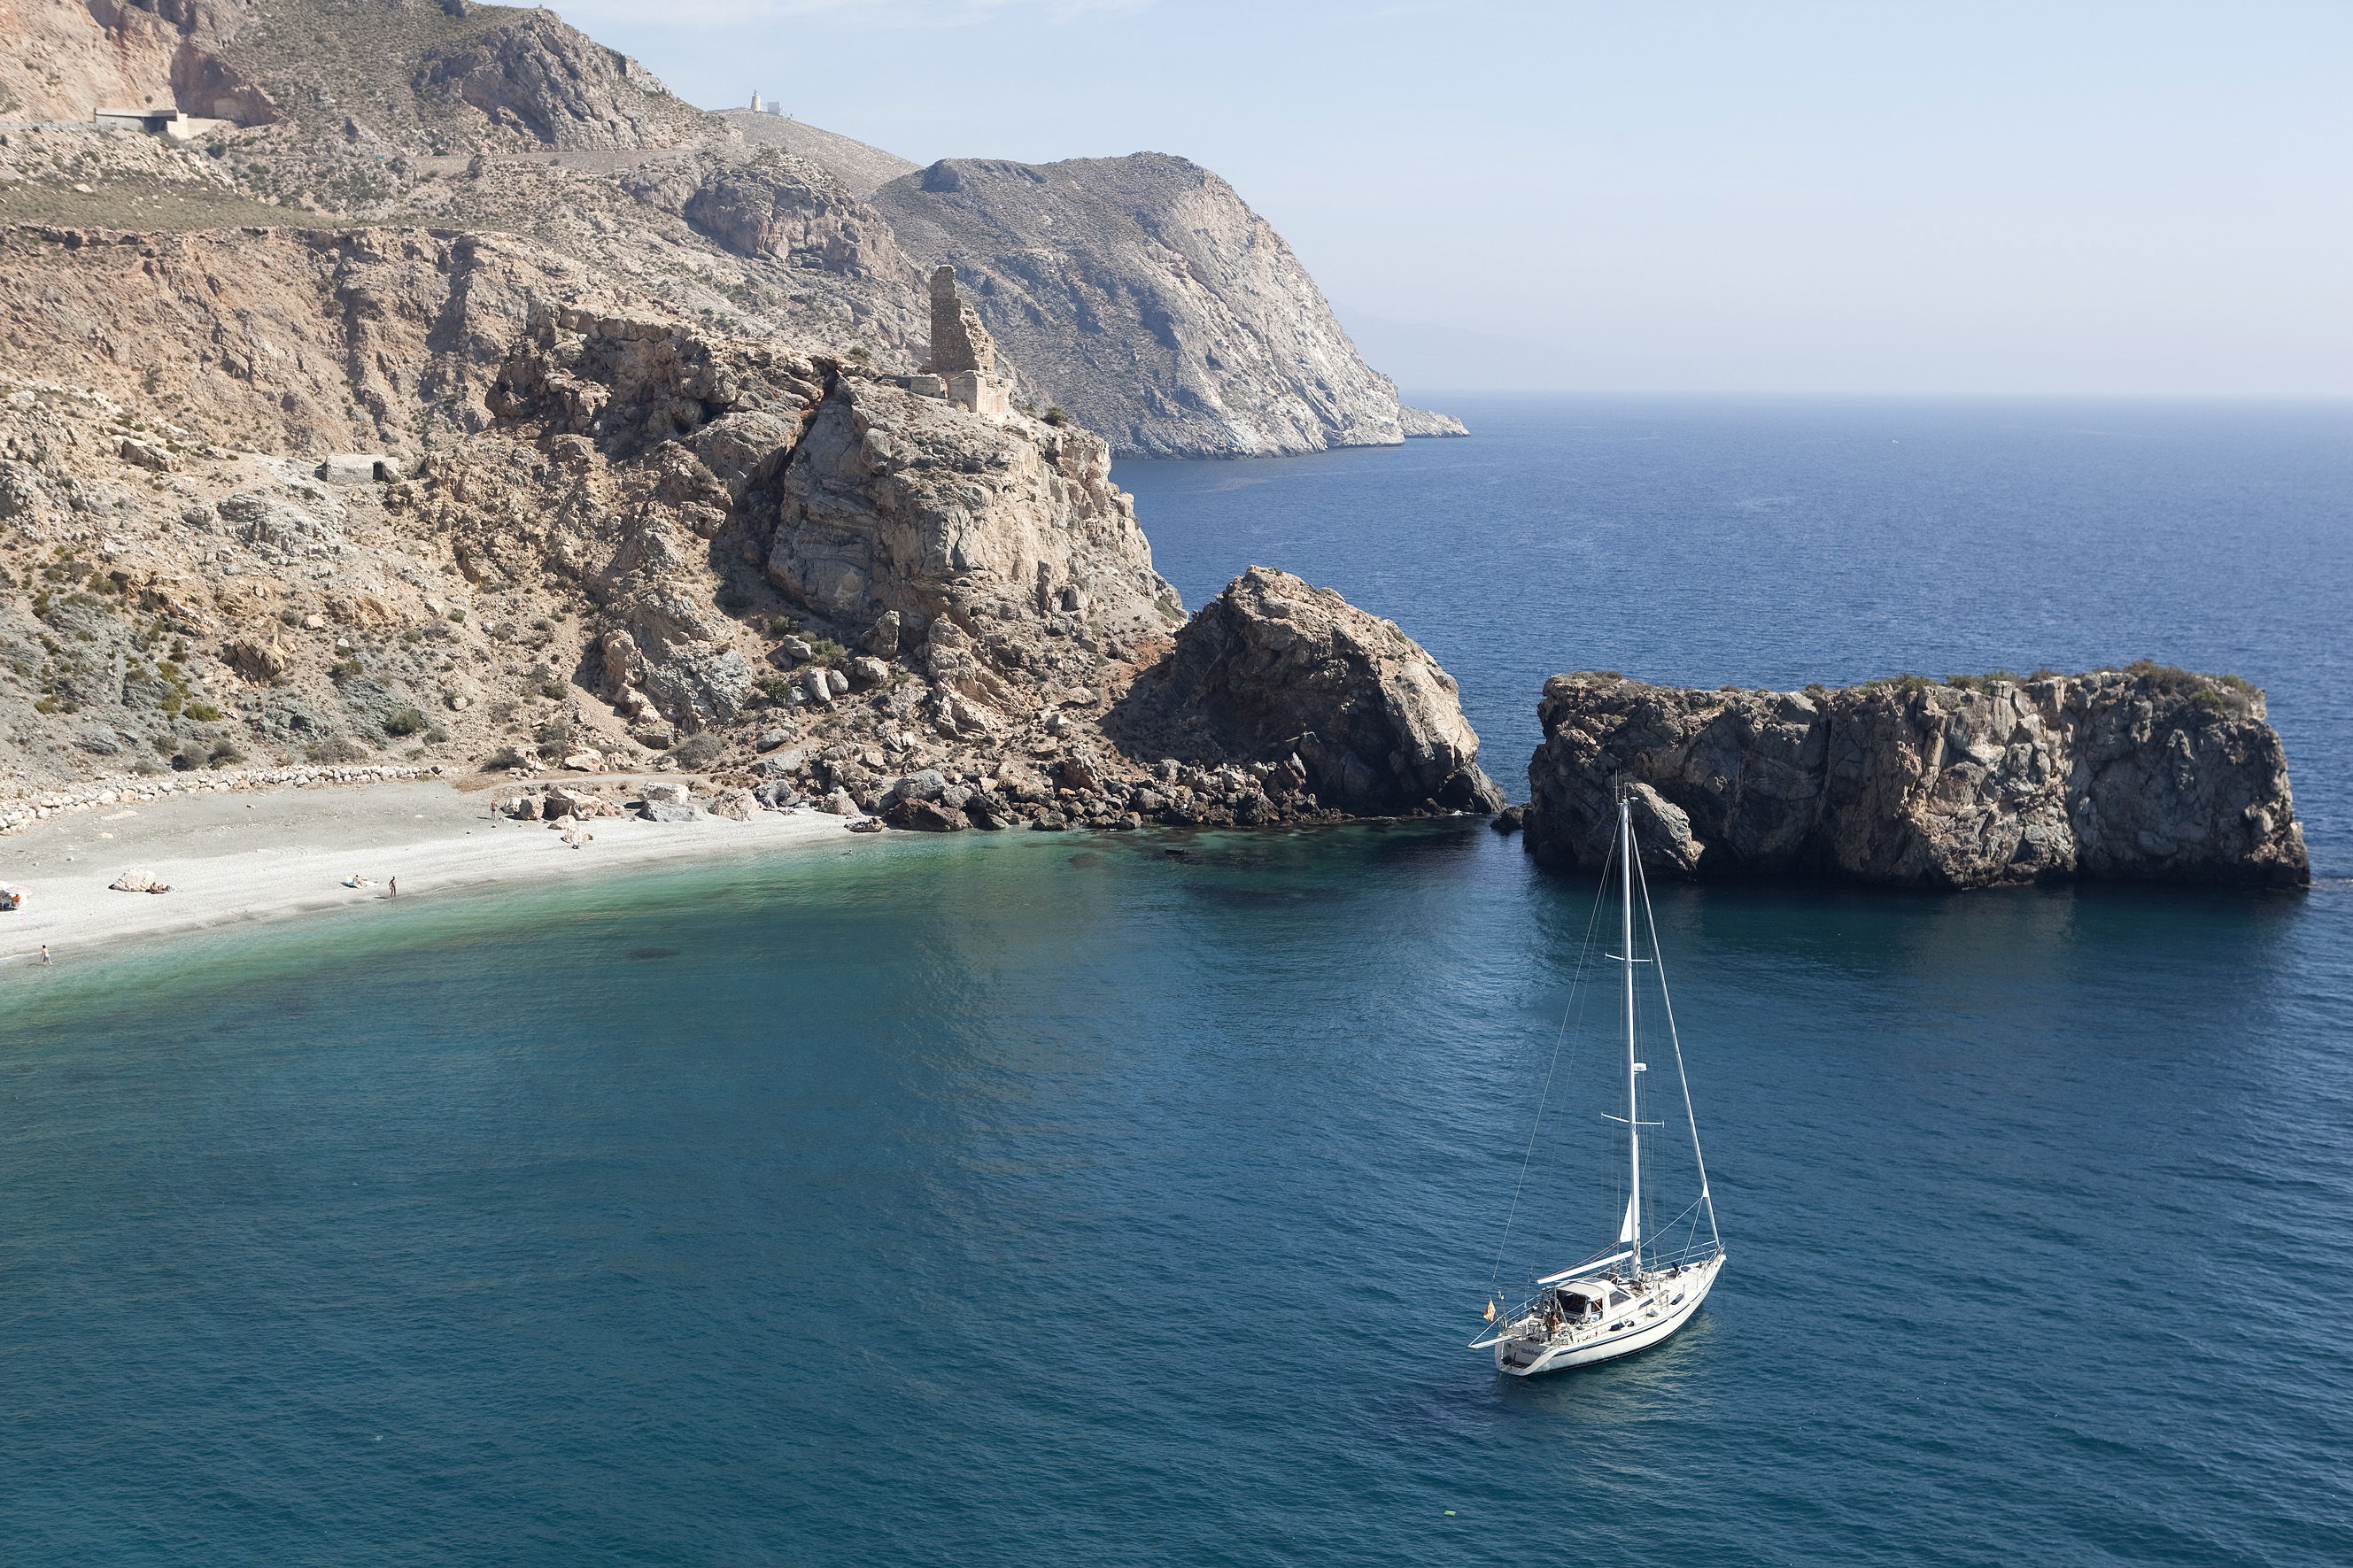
<box><xmin>869</xmin><ymin>153</ymin><xmax>1465</xmax><ymax>458</ymax></box>
<box><xmin>0</xmin><ymin>0</ymin><xmax>1509</xmax><ymax>825</ymax></box>
<box><xmin>1111</xmin><ymin>568</ymin><xmax>1504</xmax><ymax>817</ymax></box>
<box><xmin>1524</xmin><ymin>668</ymin><xmax>2308</xmax><ymax>889</ymax></box>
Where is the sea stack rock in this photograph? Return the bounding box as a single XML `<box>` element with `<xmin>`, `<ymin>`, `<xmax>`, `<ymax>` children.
<box><xmin>1523</xmin><ymin>667</ymin><xmax>2308</xmax><ymax>889</ymax></box>
<box><xmin>1109</xmin><ymin>567</ymin><xmax>1505</xmax><ymax>816</ymax></box>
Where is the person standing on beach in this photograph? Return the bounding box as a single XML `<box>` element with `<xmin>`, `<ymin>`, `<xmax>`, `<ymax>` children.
<box><xmin>38</xmin><ymin>944</ymin><xmax>51</xmax><ymax>965</ymax></box>
<box><xmin>389</xmin><ymin>877</ymin><xmax>398</xmax><ymax>899</ymax></box>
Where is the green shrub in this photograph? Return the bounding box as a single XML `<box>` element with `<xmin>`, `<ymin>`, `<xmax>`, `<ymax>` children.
<box><xmin>423</xmin><ymin>725</ymin><xmax>449</xmax><ymax>745</ymax></box>
<box><xmin>672</xmin><ymin>732</ymin><xmax>724</xmax><ymax>769</ymax></box>
<box><xmin>305</xmin><ymin>736</ymin><xmax>368</xmax><ymax>763</ymax></box>
<box><xmin>484</xmin><ymin>745</ymin><xmax>530</xmax><ymax>771</ymax></box>
<box><xmin>183</xmin><ymin>701</ymin><xmax>223</xmax><ymax>722</ymax></box>
<box><xmin>384</xmin><ymin>707</ymin><xmax>428</xmax><ymax>737</ymax></box>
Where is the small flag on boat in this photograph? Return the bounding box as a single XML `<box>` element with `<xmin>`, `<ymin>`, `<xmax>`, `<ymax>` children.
<box><xmin>1483</xmin><ymin>1298</ymin><xmax>1498</xmax><ymax>1322</ymax></box>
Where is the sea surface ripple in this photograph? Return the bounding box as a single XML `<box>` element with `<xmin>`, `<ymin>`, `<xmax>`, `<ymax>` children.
<box><xmin>7</xmin><ymin>394</ymin><xmax>2349</xmax><ymax>1566</ymax></box>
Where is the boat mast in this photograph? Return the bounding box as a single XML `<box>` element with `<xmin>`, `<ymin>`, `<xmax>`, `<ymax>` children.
<box><xmin>1619</xmin><ymin>791</ymin><xmax>1642</xmax><ymax>1276</ymax></box>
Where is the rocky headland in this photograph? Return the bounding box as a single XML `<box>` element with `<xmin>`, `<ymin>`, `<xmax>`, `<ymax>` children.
<box><xmin>0</xmin><ymin>0</ymin><xmax>1456</xmax><ymax>462</ymax></box>
<box><xmin>870</xmin><ymin>152</ymin><xmax>1465</xmax><ymax>458</ymax></box>
<box><xmin>1522</xmin><ymin>668</ymin><xmax>2309</xmax><ymax>889</ymax></box>
<box><xmin>0</xmin><ymin>0</ymin><xmax>1509</xmax><ymax>832</ymax></box>
<box><xmin>1110</xmin><ymin>568</ymin><xmax>1504</xmax><ymax>817</ymax></box>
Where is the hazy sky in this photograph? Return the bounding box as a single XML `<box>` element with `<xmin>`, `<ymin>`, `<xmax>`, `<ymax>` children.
<box><xmin>561</xmin><ymin>0</ymin><xmax>2350</xmax><ymax>396</ymax></box>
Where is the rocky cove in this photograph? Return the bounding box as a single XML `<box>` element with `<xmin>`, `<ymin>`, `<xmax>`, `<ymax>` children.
<box><xmin>0</xmin><ymin>0</ymin><xmax>2311</xmax><ymax>899</ymax></box>
<box><xmin>0</xmin><ymin>260</ymin><xmax>2310</xmax><ymax>886</ymax></box>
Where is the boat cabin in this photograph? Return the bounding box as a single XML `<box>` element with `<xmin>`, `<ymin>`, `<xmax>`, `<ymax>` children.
<box><xmin>1542</xmin><ymin>1278</ymin><xmax>1628</xmax><ymax>1325</ymax></box>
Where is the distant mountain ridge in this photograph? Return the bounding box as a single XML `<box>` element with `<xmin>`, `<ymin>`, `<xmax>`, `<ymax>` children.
<box><xmin>717</xmin><ymin>110</ymin><xmax>918</xmax><ymax>199</ymax></box>
<box><xmin>870</xmin><ymin>151</ymin><xmax>1465</xmax><ymax>459</ymax></box>
<box><xmin>0</xmin><ymin>1</ymin><xmax>1459</xmax><ymax>460</ymax></box>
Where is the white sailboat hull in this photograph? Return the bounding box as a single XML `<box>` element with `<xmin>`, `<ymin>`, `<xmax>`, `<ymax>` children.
<box><xmin>1492</xmin><ymin>1254</ymin><xmax>1723</xmax><ymax>1376</ymax></box>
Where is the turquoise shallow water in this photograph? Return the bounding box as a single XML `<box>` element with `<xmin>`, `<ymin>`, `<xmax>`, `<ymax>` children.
<box><xmin>7</xmin><ymin>396</ymin><xmax>2352</xmax><ymax>1565</ymax></box>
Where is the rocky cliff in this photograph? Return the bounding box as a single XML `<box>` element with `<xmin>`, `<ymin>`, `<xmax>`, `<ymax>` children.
<box><xmin>0</xmin><ymin>227</ymin><xmax>1497</xmax><ymax>826</ymax></box>
<box><xmin>4</xmin><ymin>6</ymin><xmax>1461</xmax><ymax>462</ymax></box>
<box><xmin>869</xmin><ymin>153</ymin><xmax>1465</xmax><ymax>458</ymax></box>
<box><xmin>0</xmin><ymin>0</ymin><xmax>713</xmax><ymax>151</ymax></box>
<box><xmin>0</xmin><ymin>4</ymin><xmax>1503</xmax><ymax>815</ymax></box>
<box><xmin>1110</xmin><ymin>567</ymin><xmax>1503</xmax><ymax>816</ymax></box>
<box><xmin>1523</xmin><ymin>668</ymin><xmax>2308</xmax><ymax>889</ymax></box>
<box><xmin>0</xmin><ymin>0</ymin><xmax>935</xmax><ymax>367</ymax></box>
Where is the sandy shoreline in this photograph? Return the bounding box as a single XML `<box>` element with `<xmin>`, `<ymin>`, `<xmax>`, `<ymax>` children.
<box><xmin>0</xmin><ymin>778</ymin><xmax>865</xmax><ymax>962</ymax></box>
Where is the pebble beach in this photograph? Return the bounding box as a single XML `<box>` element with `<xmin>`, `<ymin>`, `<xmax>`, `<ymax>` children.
<box><xmin>0</xmin><ymin>775</ymin><xmax>861</xmax><ymax>961</ymax></box>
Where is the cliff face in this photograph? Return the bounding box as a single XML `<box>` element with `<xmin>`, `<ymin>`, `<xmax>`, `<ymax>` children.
<box><xmin>768</xmin><ymin>378</ymin><xmax>1172</xmax><ymax>639</ymax></box>
<box><xmin>0</xmin><ymin>230</ymin><xmax>1497</xmax><ymax>831</ymax></box>
<box><xmin>0</xmin><ymin>224</ymin><xmax>590</xmax><ymax>453</ymax></box>
<box><xmin>1524</xmin><ymin>670</ymin><xmax>2308</xmax><ymax>889</ymax></box>
<box><xmin>1109</xmin><ymin>567</ymin><xmax>1504</xmax><ymax>816</ymax></box>
<box><xmin>870</xmin><ymin>154</ymin><xmax>1465</xmax><ymax>459</ymax></box>
<box><xmin>0</xmin><ymin>0</ymin><xmax>712</xmax><ymax>152</ymax></box>
<box><xmin>0</xmin><ymin>0</ymin><xmax>933</xmax><ymax>367</ymax></box>
<box><xmin>4</xmin><ymin>8</ymin><xmax>1460</xmax><ymax>463</ymax></box>
<box><xmin>0</xmin><ymin>3</ymin><xmax>1503</xmax><ymax>819</ymax></box>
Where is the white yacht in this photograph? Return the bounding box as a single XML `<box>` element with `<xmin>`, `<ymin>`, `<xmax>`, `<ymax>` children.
<box><xmin>1472</xmin><ymin>790</ymin><xmax>1726</xmax><ymax>1376</ymax></box>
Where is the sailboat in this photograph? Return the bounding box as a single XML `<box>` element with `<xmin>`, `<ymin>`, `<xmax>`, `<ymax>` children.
<box><xmin>1471</xmin><ymin>788</ymin><xmax>1726</xmax><ymax>1376</ymax></box>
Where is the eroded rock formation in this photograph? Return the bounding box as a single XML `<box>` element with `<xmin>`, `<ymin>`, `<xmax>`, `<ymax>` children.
<box><xmin>1524</xmin><ymin>670</ymin><xmax>2308</xmax><ymax>889</ymax></box>
<box><xmin>1110</xmin><ymin>567</ymin><xmax>1504</xmax><ymax>816</ymax></box>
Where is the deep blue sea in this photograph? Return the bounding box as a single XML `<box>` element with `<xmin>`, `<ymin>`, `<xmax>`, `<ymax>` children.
<box><xmin>7</xmin><ymin>395</ymin><xmax>2351</xmax><ymax>1566</ymax></box>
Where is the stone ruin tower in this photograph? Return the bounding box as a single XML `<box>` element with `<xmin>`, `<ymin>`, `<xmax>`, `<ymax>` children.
<box><xmin>920</xmin><ymin>266</ymin><xmax>1011</xmax><ymax>416</ymax></box>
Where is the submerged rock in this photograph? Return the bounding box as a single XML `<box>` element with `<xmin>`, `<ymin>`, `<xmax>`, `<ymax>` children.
<box><xmin>1109</xmin><ymin>566</ymin><xmax>1504</xmax><ymax>817</ymax></box>
<box><xmin>1523</xmin><ymin>667</ymin><xmax>2309</xmax><ymax>889</ymax></box>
